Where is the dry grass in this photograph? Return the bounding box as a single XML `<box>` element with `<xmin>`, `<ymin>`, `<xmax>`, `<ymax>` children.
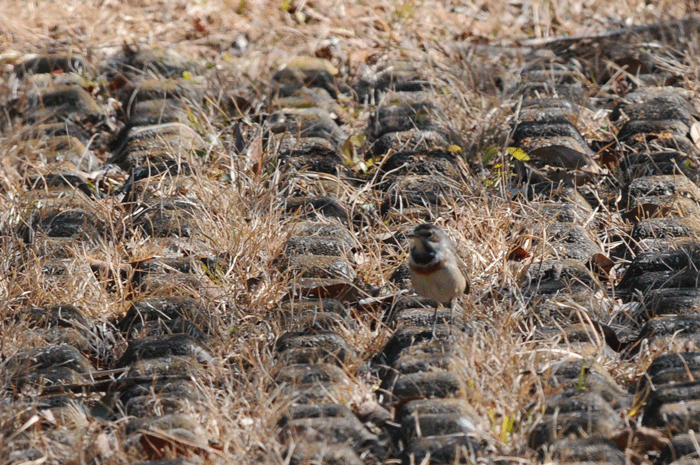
<box><xmin>1</xmin><ymin>0</ymin><xmax>699</xmax><ymax>464</ymax></box>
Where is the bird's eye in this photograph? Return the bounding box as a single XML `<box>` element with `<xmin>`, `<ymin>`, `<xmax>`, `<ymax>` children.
<box><xmin>428</xmin><ymin>233</ymin><xmax>439</xmax><ymax>242</ymax></box>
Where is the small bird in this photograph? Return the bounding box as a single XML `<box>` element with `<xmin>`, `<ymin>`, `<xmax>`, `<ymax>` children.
<box><xmin>407</xmin><ymin>223</ymin><xmax>469</xmax><ymax>335</ymax></box>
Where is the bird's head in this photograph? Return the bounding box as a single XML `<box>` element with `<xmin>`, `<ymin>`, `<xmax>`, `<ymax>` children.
<box><xmin>407</xmin><ymin>223</ymin><xmax>442</xmax><ymax>252</ymax></box>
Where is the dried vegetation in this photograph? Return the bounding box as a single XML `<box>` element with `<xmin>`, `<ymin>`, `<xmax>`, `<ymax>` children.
<box><xmin>0</xmin><ymin>0</ymin><xmax>698</xmax><ymax>463</ymax></box>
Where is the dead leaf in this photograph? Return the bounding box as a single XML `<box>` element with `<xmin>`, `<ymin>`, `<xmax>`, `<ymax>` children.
<box><xmin>246</xmin><ymin>131</ymin><xmax>264</xmax><ymax>175</ymax></box>
<box><xmin>691</xmin><ymin>121</ymin><xmax>700</xmax><ymax>150</ymax></box>
<box><xmin>107</xmin><ymin>73</ymin><xmax>130</xmax><ymax>93</ymax></box>
<box><xmin>598</xmin><ymin>143</ymin><xmax>621</xmax><ymax>170</ymax></box>
<box><xmin>507</xmin><ymin>146</ymin><xmax>530</xmax><ymax>161</ymax></box>
<box><xmin>608</xmin><ymin>425</ymin><xmax>670</xmax><ymax>456</ymax></box>
<box><xmin>94</xmin><ymin>433</ymin><xmax>112</xmax><ymax>457</ymax></box>
<box><xmin>589</xmin><ymin>253</ymin><xmax>615</xmax><ymax>277</ymax></box>
<box><xmin>507</xmin><ymin>246</ymin><xmax>530</xmax><ymax>261</ymax></box>
<box><xmin>614</xmin><ymin>56</ymin><xmax>650</xmax><ymax>75</ymax></box>
<box><xmin>315</xmin><ymin>45</ymin><xmax>334</xmax><ymax>61</ymax></box>
<box><xmin>140</xmin><ymin>429</ymin><xmax>203</xmax><ymax>459</ymax></box>
<box><xmin>193</xmin><ymin>18</ymin><xmax>208</xmax><ymax>34</ymax></box>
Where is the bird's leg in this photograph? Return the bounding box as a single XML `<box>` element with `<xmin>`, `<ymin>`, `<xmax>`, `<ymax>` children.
<box><xmin>449</xmin><ymin>298</ymin><xmax>456</xmax><ymax>337</ymax></box>
<box><xmin>431</xmin><ymin>303</ymin><xmax>440</xmax><ymax>338</ymax></box>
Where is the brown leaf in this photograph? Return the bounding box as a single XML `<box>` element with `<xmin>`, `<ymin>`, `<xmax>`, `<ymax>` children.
<box><xmin>315</xmin><ymin>45</ymin><xmax>334</xmax><ymax>61</ymax></box>
<box><xmin>597</xmin><ymin>141</ymin><xmax>619</xmax><ymax>169</ymax></box>
<box><xmin>140</xmin><ymin>429</ymin><xmax>203</xmax><ymax>460</ymax></box>
<box><xmin>140</xmin><ymin>432</ymin><xmax>175</xmax><ymax>459</ymax></box>
<box><xmin>193</xmin><ymin>18</ymin><xmax>208</xmax><ymax>34</ymax></box>
<box><xmin>507</xmin><ymin>246</ymin><xmax>530</xmax><ymax>261</ymax></box>
<box><xmin>107</xmin><ymin>73</ymin><xmax>130</xmax><ymax>93</ymax></box>
<box><xmin>246</xmin><ymin>131</ymin><xmax>264</xmax><ymax>175</ymax></box>
<box><xmin>608</xmin><ymin>425</ymin><xmax>670</xmax><ymax>457</ymax></box>
<box><xmin>589</xmin><ymin>253</ymin><xmax>615</xmax><ymax>277</ymax></box>
<box><xmin>614</xmin><ymin>56</ymin><xmax>650</xmax><ymax>75</ymax></box>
